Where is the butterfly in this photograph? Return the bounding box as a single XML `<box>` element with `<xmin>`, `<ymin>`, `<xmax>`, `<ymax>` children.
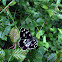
<box><xmin>18</xmin><ymin>28</ymin><xmax>37</xmax><ymax>50</ymax></box>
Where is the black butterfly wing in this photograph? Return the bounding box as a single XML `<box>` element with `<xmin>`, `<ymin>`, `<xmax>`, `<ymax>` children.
<box><xmin>20</xmin><ymin>28</ymin><xmax>32</xmax><ymax>39</ymax></box>
<box><xmin>18</xmin><ymin>39</ymin><xmax>24</xmax><ymax>47</ymax></box>
<box><xmin>19</xmin><ymin>28</ymin><xmax>38</xmax><ymax>50</ymax></box>
<box><xmin>28</xmin><ymin>38</ymin><xmax>38</xmax><ymax>50</ymax></box>
<box><xmin>23</xmin><ymin>38</ymin><xmax>37</xmax><ymax>50</ymax></box>
<box><xmin>18</xmin><ymin>39</ymin><xmax>31</xmax><ymax>50</ymax></box>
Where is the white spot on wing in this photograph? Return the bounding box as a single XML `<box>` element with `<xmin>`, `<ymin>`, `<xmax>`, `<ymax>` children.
<box><xmin>23</xmin><ymin>33</ymin><xmax>25</xmax><ymax>37</ymax></box>
<box><xmin>23</xmin><ymin>39</ymin><xmax>27</xmax><ymax>44</ymax></box>
<box><xmin>21</xmin><ymin>28</ymin><xmax>23</xmax><ymax>30</ymax></box>
<box><xmin>34</xmin><ymin>42</ymin><xmax>37</xmax><ymax>44</ymax></box>
<box><xmin>24</xmin><ymin>29</ymin><xmax>26</xmax><ymax>31</ymax></box>
<box><xmin>33</xmin><ymin>39</ymin><xmax>36</xmax><ymax>41</ymax></box>
<box><xmin>31</xmin><ymin>44</ymin><xmax>33</xmax><ymax>46</ymax></box>
<box><xmin>25</xmin><ymin>31</ymin><xmax>28</xmax><ymax>34</ymax></box>
<box><xmin>29</xmin><ymin>34</ymin><xmax>31</xmax><ymax>36</ymax></box>
<box><xmin>22</xmin><ymin>30</ymin><xmax>24</xmax><ymax>32</ymax></box>
<box><xmin>25</xmin><ymin>42</ymin><xmax>31</xmax><ymax>47</ymax></box>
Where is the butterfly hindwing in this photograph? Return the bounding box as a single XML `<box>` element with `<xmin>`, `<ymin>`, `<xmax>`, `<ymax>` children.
<box><xmin>28</xmin><ymin>38</ymin><xmax>37</xmax><ymax>50</ymax></box>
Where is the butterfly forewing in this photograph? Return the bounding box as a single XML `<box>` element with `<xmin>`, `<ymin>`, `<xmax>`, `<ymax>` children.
<box><xmin>20</xmin><ymin>28</ymin><xmax>32</xmax><ymax>39</ymax></box>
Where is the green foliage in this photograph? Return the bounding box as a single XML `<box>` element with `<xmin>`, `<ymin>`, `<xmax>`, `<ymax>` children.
<box><xmin>47</xmin><ymin>53</ymin><xmax>56</xmax><ymax>62</ymax></box>
<box><xmin>4</xmin><ymin>49</ymin><xmax>14</xmax><ymax>61</ymax></box>
<box><xmin>12</xmin><ymin>48</ymin><xmax>29</xmax><ymax>62</ymax></box>
<box><xmin>26</xmin><ymin>47</ymin><xmax>45</xmax><ymax>62</ymax></box>
<box><xmin>0</xmin><ymin>16</ymin><xmax>11</xmax><ymax>40</ymax></box>
<box><xmin>36</xmin><ymin>30</ymin><xmax>45</xmax><ymax>39</ymax></box>
<box><xmin>9</xmin><ymin>0</ymin><xmax>16</xmax><ymax>6</ymax></box>
<box><xmin>2</xmin><ymin>0</ymin><xmax>6</xmax><ymax>6</ymax></box>
<box><xmin>0</xmin><ymin>48</ymin><xmax>5</xmax><ymax>61</ymax></box>
<box><xmin>0</xmin><ymin>0</ymin><xmax>62</xmax><ymax>62</ymax></box>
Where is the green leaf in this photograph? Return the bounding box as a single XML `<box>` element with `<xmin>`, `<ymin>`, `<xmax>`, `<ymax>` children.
<box><xmin>50</xmin><ymin>27</ymin><xmax>56</xmax><ymax>33</ymax></box>
<box><xmin>55</xmin><ymin>51</ymin><xmax>61</xmax><ymax>62</ymax></box>
<box><xmin>1</xmin><ymin>17</ymin><xmax>10</xmax><ymax>25</ymax></box>
<box><xmin>9</xmin><ymin>27</ymin><xmax>19</xmax><ymax>43</ymax></box>
<box><xmin>3</xmin><ymin>26</ymin><xmax>11</xmax><ymax>35</ymax></box>
<box><xmin>7</xmin><ymin>8</ymin><xmax>15</xmax><ymax>23</ymax></box>
<box><xmin>9</xmin><ymin>0</ymin><xmax>16</xmax><ymax>6</ymax></box>
<box><xmin>0</xmin><ymin>48</ymin><xmax>5</xmax><ymax>61</ymax></box>
<box><xmin>58</xmin><ymin>28</ymin><xmax>62</xmax><ymax>34</ymax></box>
<box><xmin>2</xmin><ymin>0</ymin><xmax>6</xmax><ymax>6</ymax></box>
<box><xmin>43</xmin><ymin>35</ymin><xmax>46</xmax><ymax>43</ymax></box>
<box><xmin>38</xmin><ymin>41</ymin><xmax>43</xmax><ymax>46</ymax></box>
<box><xmin>27</xmin><ymin>47</ymin><xmax>45</xmax><ymax>62</ymax></box>
<box><xmin>48</xmin><ymin>33</ymin><xmax>53</xmax><ymax>38</ymax></box>
<box><xmin>1</xmin><ymin>32</ymin><xmax>7</xmax><ymax>41</ymax></box>
<box><xmin>4</xmin><ymin>49</ymin><xmax>14</xmax><ymax>61</ymax></box>
<box><xmin>12</xmin><ymin>48</ymin><xmax>29</xmax><ymax>62</ymax></box>
<box><xmin>56</xmin><ymin>0</ymin><xmax>61</xmax><ymax>5</ymax></box>
<box><xmin>0</xmin><ymin>40</ymin><xmax>4</xmax><ymax>47</ymax></box>
<box><xmin>44</xmin><ymin>42</ymin><xmax>49</xmax><ymax>49</ymax></box>
<box><xmin>58</xmin><ymin>33</ymin><xmax>62</xmax><ymax>42</ymax></box>
<box><xmin>48</xmin><ymin>9</ymin><xmax>53</xmax><ymax>17</ymax></box>
<box><xmin>47</xmin><ymin>53</ymin><xmax>56</xmax><ymax>62</ymax></box>
<box><xmin>42</xmin><ymin>5</ymin><xmax>48</xmax><ymax>9</ymax></box>
<box><xmin>31</xmin><ymin>31</ymin><xmax>35</xmax><ymax>36</ymax></box>
<box><xmin>36</xmin><ymin>18</ymin><xmax>44</xmax><ymax>23</ymax></box>
<box><xmin>25</xmin><ymin>17</ymin><xmax>32</xmax><ymax>24</ymax></box>
<box><xmin>0</xmin><ymin>26</ymin><xmax>11</xmax><ymax>41</ymax></box>
<box><xmin>60</xmin><ymin>50</ymin><xmax>62</xmax><ymax>61</ymax></box>
<box><xmin>1</xmin><ymin>36</ymin><xmax>7</xmax><ymax>41</ymax></box>
<box><xmin>33</xmin><ymin>12</ymin><xmax>40</xmax><ymax>18</ymax></box>
<box><xmin>57</xmin><ymin>14</ymin><xmax>62</xmax><ymax>19</ymax></box>
<box><xmin>32</xmin><ymin>20</ymin><xmax>37</xmax><ymax>27</ymax></box>
<box><xmin>48</xmin><ymin>33</ymin><xmax>53</xmax><ymax>40</ymax></box>
<box><xmin>36</xmin><ymin>30</ymin><xmax>45</xmax><ymax>39</ymax></box>
<box><xmin>0</xmin><ymin>31</ymin><xmax>2</xmax><ymax>38</ymax></box>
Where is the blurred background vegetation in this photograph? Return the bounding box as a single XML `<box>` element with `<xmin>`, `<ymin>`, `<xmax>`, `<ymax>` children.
<box><xmin>0</xmin><ymin>0</ymin><xmax>62</xmax><ymax>62</ymax></box>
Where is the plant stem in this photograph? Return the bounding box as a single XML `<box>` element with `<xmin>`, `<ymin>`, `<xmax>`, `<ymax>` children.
<box><xmin>0</xmin><ymin>0</ymin><xmax>17</xmax><ymax>28</ymax></box>
<box><xmin>0</xmin><ymin>0</ymin><xmax>14</xmax><ymax>14</ymax></box>
<box><xmin>7</xmin><ymin>8</ymin><xmax>17</xmax><ymax>28</ymax></box>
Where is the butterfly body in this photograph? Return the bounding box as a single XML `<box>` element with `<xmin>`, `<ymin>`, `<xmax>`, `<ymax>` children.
<box><xmin>19</xmin><ymin>28</ymin><xmax>37</xmax><ymax>50</ymax></box>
